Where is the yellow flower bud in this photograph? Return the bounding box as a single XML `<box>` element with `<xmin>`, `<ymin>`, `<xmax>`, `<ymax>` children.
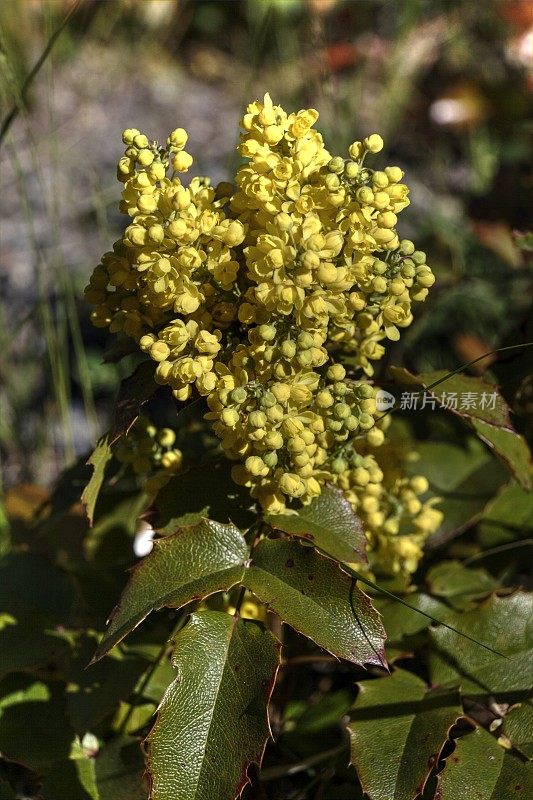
<box><xmin>173</xmin><ymin>151</ymin><xmax>193</xmax><ymax>172</ymax></box>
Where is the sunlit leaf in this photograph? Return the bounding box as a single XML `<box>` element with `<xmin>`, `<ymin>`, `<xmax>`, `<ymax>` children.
<box><xmin>93</xmin><ymin>520</ymin><xmax>249</xmax><ymax>661</ymax></box>
<box><xmin>146</xmin><ymin>611</ymin><xmax>280</xmax><ymax>800</ymax></box>
<box><xmin>82</xmin><ymin>437</ymin><xmax>113</xmax><ymax>526</ymax></box>
<box><xmin>266</xmin><ymin>485</ymin><xmax>367</xmax><ymax>564</ymax></box>
<box><xmin>243</xmin><ymin>538</ymin><xmax>386</xmax><ymax>666</ymax></box>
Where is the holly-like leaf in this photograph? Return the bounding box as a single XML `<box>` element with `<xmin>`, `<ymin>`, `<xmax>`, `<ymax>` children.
<box><xmin>243</xmin><ymin>538</ymin><xmax>386</xmax><ymax>666</ymax></box>
<box><xmin>348</xmin><ymin>669</ymin><xmax>461</xmax><ymax>800</ymax></box>
<box><xmin>82</xmin><ymin>436</ymin><xmax>113</xmax><ymax>526</ymax></box>
<box><xmin>390</xmin><ymin>367</ymin><xmax>531</xmax><ymax>490</ymax></box>
<box><xmin>471</xmin><ymin>418</ymin><xmax>532</xmax><ymax>491</ymax></box>
<box><xmin>93</xmin><ymin>520</ymin><xmax>249</xmax><ymax>662</ymax></box>
<box><xmin>146</xmin><ymin>611</ymin><xmax>280</xmax><ymax>800</ymax></box>
<box><xmin>428</xmin><ymin>593</ymin><xmax>533</xmax><ymax>701</ymax></box>
<box><xmin>266</xmin><ymin>485</ymin><xmax>367</xmax><ymax>564</ymax></box>
<box><xmin>425</xmin><ymin>561</ymin><xmax>498</xmax><ymax>609</ymax></box>
<box><xmin>438</xmin><ymin>725</ymin><xmax>533</xmax><ymax>800</ymax></box>
<box><xmin>478</xmin><ymin>480</ymin><xmax>533</xmax><ymax>548</ymax></box>
<box><xmin>502</xmin><ymin>703</ymin><xmax>533</xmax><ymax>760</ymax></box>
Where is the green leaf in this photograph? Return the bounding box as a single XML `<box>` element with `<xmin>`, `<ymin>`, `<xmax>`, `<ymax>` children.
<box><xmin>155</xmin><ymin>460</ymin><xmax>255</xmax><ymax>530</ymax></box>
<box><xmin>348</xmin><ymin>669</ymin><xmax>461</xmax><ymax>800</ymax></box>
<box><xmin>478</xmin><ymin>480</ymin><xmax>533</xmax><ymax>548</ymax></box>
<box><xmin>375</xmin><ymin>592</ymin><xmax>450</xmax><ymax>640</ymax></box>
<box><xmin>243</xmin><ymin>538</ymin><xmax>386</xmax><ymax>666</ymax></box>
<box><xmin>82</xmin><ymin>437</ymin><xmax>113</xmax><ymax>526</ymax></box>
<box><xmin>425</xmin><ymin>561</ymin><xmax>498</xmax><ymax>609</ymax></box>
<box><xmin>93</xmin><ymin>520</ymin><xmax>249</xmax><ymax>661</ymax></box>
<box><xmin>95</xmin><ymin>736</ymin><xmax>148</xmax><ymax>800</ymax></box>
<box><xmin>0</xmin><ymin>552</ymin><xmax>75</xmax><ymax>624</ymax></box>
<box><xmin>502</xmin><ymin>703</ymin><xmax>533</xmax><ymax>760</ymax></box>
<box><xmin>390</xmin><ymin>367</ymin><xmax>531</xmax><ymax>490</ymax></box>
<box><xmin>0</xmin><ymin>622</ymin><xmax>70</xmax><ymax>680</ymax></box>
<box><xmin>471</xmin><ymin>418</ymin><xmax>532</xmax><ymax>491</ymax></box>
<box><xmin>411</xmin><ymin>440</ymin><xmax>507</xmax><ymax>544</ymax></box>
<box><xmin>41</xmin><ymin>753</ymin><xmax>99</xmax><ymax>800</ymax></box>
<box><xmin>266</xmin><ymin>485</ymin><xmax>367</xmax><ymax>564</ymax></box>
<box><xmin>438</xmin><ymin>725</ymin><xmax>533</xmax><ymax>800</ymax></box>
<box><xmin>0</xmin><ymin>678</ymin><xmax>75</xmax><ymax>770</ymax></box>
<box><xmin>146</xmin><ymin>611</ymin><xmax>280</xmax><ymax>800</ymax></box>
<box><xmin>95</xmin><ymin>738</ymin><xmax>144</xmax><ymax>799</ymax></box>
<box><xmin>67</xmin><ymin>634</ymin><xmax>149</xmax><ymax>734</ymax></box>
<box><xmin>428</xmin><ymin>593</ymin><xmax>533</xmax><ymax>701</ymax></box>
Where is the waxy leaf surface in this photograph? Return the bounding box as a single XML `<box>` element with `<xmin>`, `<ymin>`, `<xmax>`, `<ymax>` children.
<box><xmin>438</xmin><ymin>725</ymin><xmax>533</xmax><ymax>800</ymax></box>
<box><xmin>266</xmin><ymin>485</ymin><xmax>367</xmax><ymax>564</ymax></box>
<box><xmin>146</xmin><ymin>611</ymin><xmax>280</xmax><ymax>800</ymax></box>
<box><xmin>428</xmin><ymin>593</ymin><xmax>533</xmax><ymax>701</ymax></box>
<box><xmin>243</xmin><ymin>538</ymin><xmax>385</xmax><ymax>666</ymax></box>
<box><xmin>93</xmin><ymin>520</ymin><xmax>249</xmax><ymax>661</ymax></box>
<box><xmin>349</xmin><ymin>669</ymin><xmax>461</xmax><ymax>800</ymax></box>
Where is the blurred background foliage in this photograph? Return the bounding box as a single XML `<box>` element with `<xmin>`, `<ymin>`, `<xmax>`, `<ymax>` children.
<box><xmin>0</xmin><ymin>0</ymin><xmax>531</xmax><ymax>487</ymax></box>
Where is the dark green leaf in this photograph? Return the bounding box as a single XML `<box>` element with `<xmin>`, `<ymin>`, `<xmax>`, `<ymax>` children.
<box><xmin>67</xmin><ymin>634</ymin><xmax>149</xmax><ymax>734</ymax></box>
<box><xmin>438</xmin><ymin>726</ymin><xmax>533</xmax><ymax>800</ymax></box>
<box><xmin>155</xmin><ymin>460</ymin><xmax>255</xmax><ymax>530</ymax></box>
<box><xmin>412</xmin><ymin>440</ymin><xmax>507</xmax><ymax>544</ymax></box>
<box><xmin>375</xmin><ymin>592</ymin><xmax>450</xmax><ymax>640</ymax></box>
<box><xmin>243</xmin><ymin>538</ymin><xmax>386</xmax><ymax>666</ymax></box>
<box><xmin>93</xmin><ymin>520</ymin><xmax>249</xmax><ymax>661</ymax></box>
<box><xmin>425</xmin><ymin>561</ymin><xmax>498</xmax><ymax>609</ymax></box>
<box><xmin>0</xmin><ymin>552</ymin><xmax>75</xmax><ymax>624</ymax></box>
<box><xmin>390</xmin><ymin>367</ymin><xmax>531</xmax><ymax>490</ymax></box>
<box><xmin>0</xmin><ymin>678</ymin><xmax>75</xmax><ymax>770</ymax></box>
<box><xmin>428</xmin><ymin>593</ymin><xmax>533</xmax><ymax>701</ymax></box>
<box><xmin>95</xmin><ymin>736</ymin><xmax>148</xmax><ymax>800</ymax></box>
<box><xmin>0</xmin><ymin>622</ymin><xmax>70</xmax><ymax>680</ymax></box>
<box><xmin>472</xmin><ymin>419</ymin><xmax>532</xmax><ymax>491</ymax></box>
<box><xmin>348</xmin><ymin>669</ymin><xmax>461</xmax><ymax>800</ymax></box>
<box><xmin>82</xmin><ymin>437</ymin><xmax>113</xmax><ymax>526</ymax></box>
<box><xmin>41</xmin><ymin>753</ymin><xmax>99</xmax><ymax>800</ymax></box>
<box><xmin>266</xmin><ymin>485</ymin><xmax>367</xmax><ymax>564</ymax></box>
<box><xmin>146</xmin><ymin>611</ymin><xmax>280</xmax><ymax>800</ymax></box>
<box><xmin>478</xmin><ymin>481</ymin><xmax>533</xmax><ymax>548</ymax></box>
<box><xmin>502</xmin><ymin>703</ymin><xmax>533</xmax><ymax>760</ymax></box>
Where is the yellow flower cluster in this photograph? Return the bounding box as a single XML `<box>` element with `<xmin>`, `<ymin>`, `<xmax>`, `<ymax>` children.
<box><xmin>113</xmin><ymin>417</ymin><xmax>183</xmax><ymax>494</ymax></box>
<box><xmin>335</xmin><ymin>450</ymin><xmax>443</xmax><ymax>575</ymax></box>
<box><xmin>86</xmin><ymin>94</ymin><xmax>440</xmax><ymax>559</ymax></box>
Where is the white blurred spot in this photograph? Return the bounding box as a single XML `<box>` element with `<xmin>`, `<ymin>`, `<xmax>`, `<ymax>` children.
<box><xmin>134</xmin><ymin>521</ymin><xmax>155</xmax><ymax>557</ymax></box>
<box><xmin>430</xmin><ymin>99</ymin><xmax>471</xmax><ymax>126</ymax></box>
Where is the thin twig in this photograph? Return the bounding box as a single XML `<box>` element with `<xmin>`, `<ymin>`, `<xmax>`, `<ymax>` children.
<box><xmin>259</xmin><ymin>744</ymin><xmax>346</xmax><ymax>781</ymax></box>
